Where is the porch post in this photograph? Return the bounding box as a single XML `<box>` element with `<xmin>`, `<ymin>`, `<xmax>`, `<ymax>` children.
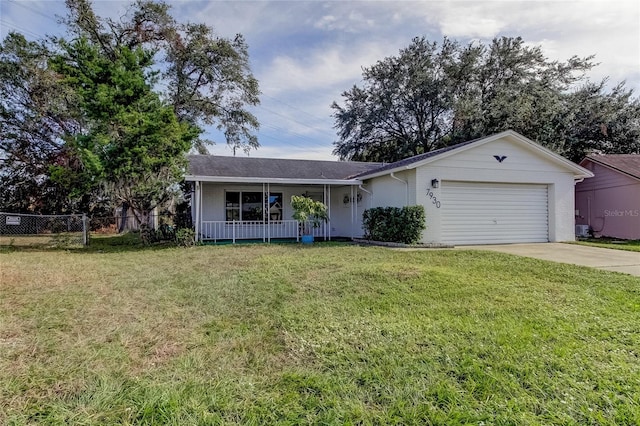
<box><xmin>194</xmin><ymin>181</ymin><xmax>201</xmax><ymax>242</ymax></box>
<box><xmin>327</xmin><ymin>185</ymin><xmax>331</xmax><ymax>241</ymax></box>
<box><xmin>267</xmin><ymin>182</ymin><xmax>271</xmax><ymax>243</ymax></box>
<box><xmin>262</xmin><ymin>183</ymin><xmax>266</xmax><ymax>243</ymax></box>
<box><xmin>350</xmin><ymin>185</ymin><xmax>355</xmax><ymax>240</ymax></box>
<box><xmin>323</xmin><ymin>184</ymin><xmax>327</xmax><ymax>241</ymax></box>
<box><xmin>354</xmin><ymin>185</ymin><xmax>358</xmax><ymax>239</ymax></box>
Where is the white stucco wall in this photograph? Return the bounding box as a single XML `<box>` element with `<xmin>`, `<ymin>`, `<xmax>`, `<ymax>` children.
<box><xmin>368</xmin><ymin>170</ymin><xmax>415</xmax><ymax>208</ymax></box>
<box><xmin>328</xmin><ymin>185</ymin><xmax>370</xmax><ymax>238</ymax></box>
<box><xmin>365</xmin><ymin>137</ymin><xmax>579</xmax><ymax>244</ymax></box>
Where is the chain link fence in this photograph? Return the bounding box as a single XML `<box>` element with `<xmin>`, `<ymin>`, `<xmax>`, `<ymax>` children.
<box><xmin>90</xmin><ymin>212</ymin><xmax>189</xmax><ymax>232</ymax></box>
<box><xmin>1</xmin><ymin>209</ymin><xmax>193</xmax><ymax>248</ymax></box>
<box><xmin>0</xmin><ymin>212</ymin><xmax>88</xmax><ymax>248</ymax></box>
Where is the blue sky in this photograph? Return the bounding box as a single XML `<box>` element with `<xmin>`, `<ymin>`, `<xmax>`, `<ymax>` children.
<box><xmin>1</xmin><ymin>0</ymin><xmax>639</xmax><ymax>160</ymax></box>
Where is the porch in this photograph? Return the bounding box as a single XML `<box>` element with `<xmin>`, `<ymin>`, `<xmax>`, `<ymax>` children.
<box><xmin>200</xmin><ymin>220</ymin><xmax>325</xmax><ymax>243</ymax></box>
<box><xmin>192</xmin><ymin>181</ymin><xmax>369</xmax><ymax>243</ymax></box>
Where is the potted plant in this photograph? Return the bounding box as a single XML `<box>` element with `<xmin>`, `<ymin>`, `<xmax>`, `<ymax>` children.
<box><xmin>290</xmin><ymin>195</ymin><xmax>329</xmax><ymax>244</ymax></box>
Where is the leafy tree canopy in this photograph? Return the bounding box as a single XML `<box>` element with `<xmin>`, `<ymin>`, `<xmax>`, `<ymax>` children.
<box><xmin>0</xmin><ymin>33</ymin><xmax>83</xmax><ymax>213</ymax></box>
<box><xmin>62</xmin><ymin>0</ymin><xmax>260</xmax><ymax>154</ymax></box>
<box><xmin>332</xmin><ymin>36</ymin><xmax>639</xmax><ymax>163</ymax></box>
<box><xmin>0</xmin><ymin>0</ymin><xmax>260</xmax><ymax>218</ymax></box>
<box><xmin>49</xmin><ymin>37</ymin><xmax>199</xmax><ymax>223</ymax></box>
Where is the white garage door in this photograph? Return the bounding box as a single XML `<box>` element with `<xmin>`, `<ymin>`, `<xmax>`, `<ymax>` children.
<box><xmin>441</xmin><ymin>181</ymin><xmax>549</xmax><ymax>245</ymax></box>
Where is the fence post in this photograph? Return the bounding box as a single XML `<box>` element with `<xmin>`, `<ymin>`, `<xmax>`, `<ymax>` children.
<box><xmin>82</xmin><ymin>213</ymin><xmax>89</xmax><ymax>246</ymax></box>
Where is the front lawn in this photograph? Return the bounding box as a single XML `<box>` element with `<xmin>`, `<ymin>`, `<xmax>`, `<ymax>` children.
<box><xmin>571</xmin><ymin>238</ymin><xmax>640</xmax><ymax>252</ymax></box>
<box><xmin>1</xmin><ymin>242</ymin><xmax>639</xmax><ymax>424</ymax></box>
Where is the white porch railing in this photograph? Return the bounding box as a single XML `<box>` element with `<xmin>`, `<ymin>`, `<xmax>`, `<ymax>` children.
<box><xmin>200</xmin><ymin>220</ymin><xmax>325</xmax><ymax>243</ymax></box>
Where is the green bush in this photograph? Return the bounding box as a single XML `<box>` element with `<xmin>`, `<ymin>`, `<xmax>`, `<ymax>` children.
<box><xmin>175</xmin><ymin>227</ymin><xmax>196</xmax><ymax>247</ymax></box>
<box><xmin>290</xmin><ymin>195</ymin><xmax>329</xmax><ymax>235</ymax></box>
<box><xmin>362</xmin><ymin>205</ymin><xmax>426</xmax><ymax>244</ymax></box>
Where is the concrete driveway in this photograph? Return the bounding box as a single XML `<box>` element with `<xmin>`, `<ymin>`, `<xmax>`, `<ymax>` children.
<box><xmin>460</xmin><ymin>243</ymin><xmax>640</xmax><ymax>277</ymax></box>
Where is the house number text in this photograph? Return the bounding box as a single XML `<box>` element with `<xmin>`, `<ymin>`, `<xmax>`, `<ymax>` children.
<box><xmin>427</xmin><ymin>188</ymin><xmax>441</xmax><ymax>208</ymax></box>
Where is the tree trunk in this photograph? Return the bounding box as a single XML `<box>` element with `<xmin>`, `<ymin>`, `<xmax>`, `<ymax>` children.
<box><xmin>118</xmin><ymin>202</ymin><xmax>129</xmax><ymax>233</ymax></box>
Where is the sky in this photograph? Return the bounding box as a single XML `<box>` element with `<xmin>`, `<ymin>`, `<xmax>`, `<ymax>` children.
<box><xmin>1</xmin><ymin>0</ymin><xmax>639</xmax><ymax>160</ymax></box>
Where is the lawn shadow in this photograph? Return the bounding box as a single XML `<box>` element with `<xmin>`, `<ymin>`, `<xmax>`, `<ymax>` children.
<box><xmin>0</xmin><ymin>233</ymin><xmax>179</xmax><ymax>254</ymax></box>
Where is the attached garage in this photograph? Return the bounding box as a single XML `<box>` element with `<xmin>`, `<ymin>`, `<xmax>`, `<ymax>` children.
<box><xmin>360</xmin><ymin>130</ymin><xmax>594</xmax><ymax>245</ymax></box>
<box><xmin>440</xmin><ymin>181</ymin><xmax>549</xmax><ymax>245</ymax></box>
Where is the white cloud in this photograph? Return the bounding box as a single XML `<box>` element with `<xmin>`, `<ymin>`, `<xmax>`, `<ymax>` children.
<box><xmin>258</xmin><ymin>42</ymin><xmax>391</xmax><ymax>95</ymax></box>
<box><xmin>439</xmin><ymin>11</ymin><xmax>505</xmax><ymax>39</ymax></box>
<box><xmin>315</xmin><ymin>15</ymin><xmax>339</xmax><ymax>30</ymax></box>
<box><xmin>314</xmin><ymin>10</ymin><xmax>375</xmax><ymax>32</ymax></box>
<box><xmin>209</xmin><ymin>139</ymin><xmax>336</xmax><ymax>161</ymax></box>
<box><xmin>310</xmin><ymin>2</ymin><xmax>393</xmax><ymax>33</ymax></box>
<box><xmin>406</xmin><ymin>0</ymin><xmax>639</xmax><ymax>89</ymax></box>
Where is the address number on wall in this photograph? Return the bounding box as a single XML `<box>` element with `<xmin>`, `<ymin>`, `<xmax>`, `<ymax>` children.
<box><xmin>427</xmin><ymin>188</ymin><xmax>441</xmax><ymax>209</ymax></box>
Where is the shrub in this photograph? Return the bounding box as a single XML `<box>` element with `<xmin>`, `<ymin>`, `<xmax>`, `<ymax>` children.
<box><xmin>362</xmin><ymin>205</ymin><xmax>426</xmax><ymax>244</ymax></box>
<box><xmin>290</xmin><ymin>195</ymin><xmax>329</xmax><ymax>235</ymax></box>
<box><xmin>174</xmin><ymin>200</ymin><xmax>193</xmax><ymax>229</ymax></box>
<box><xmin>175</xmin><ymin>227</ymin><xmax>196</xmax><ymax>247</ymax></box>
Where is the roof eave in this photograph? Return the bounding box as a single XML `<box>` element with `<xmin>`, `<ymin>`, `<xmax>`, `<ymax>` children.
<box><xmin>184</xmin><ymin>175</ymin><xmax>363</xmax><ymax>185</ymax></box>
<box><xmin>357</xmin><ymin>165</ymin><xmax>413</xmax><ymax>180</ymax></box>
<box><xmin>359</xmin><ymin>130</ymin><xmax>594</xmax><ymax>180</ymax></box>
<box><xmin>581</xmin><ymin>157</ymin><xmax>640</xmax><ymax>181</ymax></box>
<box><xmin>502</xmin><ymin>132</ymin><xmax>595</xmax><ymax>179</ymax></box>
<box><xmin>358</xmin><ymin>132</ymin><xmax>510</xmax><ymax>179</ymax></box>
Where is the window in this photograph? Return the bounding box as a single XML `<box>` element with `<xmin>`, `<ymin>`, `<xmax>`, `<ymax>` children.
<box><xmin>242</xmin><ymin>192</ymin><xmax>263</xmax><ymax>221</ymax></box>
<box><xmin>303</xmin><ymin>191</ymin><xmax>324</xmax><ymax>203</ymax></box>
<box><xmin>268</xmin><ymin>193</ymin><xmax>283</xmax><ymax>221</ymax></box>
<box><xmin>225</xmin><ymin>192</ymin><xmax>240</xmax><ymax>221</ymax></box>
<box><xmin>225</xmin><ymin>191</ymin><xmax>283</xmax><ymax>222</ymax></box>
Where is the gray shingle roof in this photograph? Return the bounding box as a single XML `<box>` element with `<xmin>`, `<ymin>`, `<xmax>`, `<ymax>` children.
<box><xmin>584</xmin><ymin>154</ymin><xmax>640</xmax><ymax>180</ymax></box>
<box><xmin>353</xmin><ymin>137</ymin><xmax>482</xmax><ymax>178</ymax></box>
<box><xmin>187</xmin><ymin>155</ymin><xmax>383</xmax><ymax>180</ymax></box>
<box><xmin>187</xmin><ymin>131</ymin><xmax>591</xmax><ymax>182</ymax></box>
<box><xmin>187</xmin><ymin>137</ymin><xmax>484</xmax><ymax>181</ymax></box>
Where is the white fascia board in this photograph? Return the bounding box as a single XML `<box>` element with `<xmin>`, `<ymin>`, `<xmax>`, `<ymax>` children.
<box><xmin>359</xmin><ymin>132</ymin><xmax>513</xmax><ymax>180</ymax></box>
<box><xmin>502</xmin><ymin>131</ymin><xmax>595</xmax><ymax>179</ymax></box>
<box><xmin>360</xmin><ymin>130</ymin><xmax>594</xmax><ymax>180</ymax></box>
<box><xmin>184</xmin><ymin>175</ymin><xmax>363</xmax><ymax>185</ymax></box>
<box><xmin>358</xmin><ymin>165</ymin><xmax>410</xmax><ymax>180</ymax></box>
<box><xmin>580</xmin><ymin>157</ymin><xmax>639</xmax><ymax>182</ymax></box>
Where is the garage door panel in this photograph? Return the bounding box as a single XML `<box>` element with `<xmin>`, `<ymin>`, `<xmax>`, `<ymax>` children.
<box><xmin>443</xmin><ymin>226</ymin><xmax>548</xmax><ymax>233</ymax></box>
<box><xmin>443</xmin><ymin>211</ymin><xmax>546</xmax><ymax>218</ymax></box>
<box><xmin>441</xmin><ymin>181</ymin><xmax>548</xmax><ymax>245</ymax></box>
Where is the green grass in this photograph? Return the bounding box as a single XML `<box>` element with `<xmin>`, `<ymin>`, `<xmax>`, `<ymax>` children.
<box><xmin>0</xmin><ymin>233</ymin><xmax>86</xmax><ymax>250</ymax></box>
<box><xmin>571</xmin><ymin>238</ymin><xmax>640</xmax><ymax>252</ymax></box>
<box><xmin>1</xmin><ymin>240</ymin><xmax>639</xmax><ymax>424</ymax></box>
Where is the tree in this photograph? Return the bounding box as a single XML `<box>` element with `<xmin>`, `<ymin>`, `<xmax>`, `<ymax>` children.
<box><xmin>0</xmin><ymin>0</ymin><xmax>260</xmax><ymax>220</ymax></box>
<box><xmin>448</xmin><ymin>37</ymin><xmax>594</xmax><ymax>157</ymax></box>
<box><xmin>332</xmin><ymin>38</ymin><xmax>459</xmax><ymax>162</ymax></box>
<box><xmin>561</xmin><ymin>80</ymin><xmax>640</xmax><ymax>162</ymax></box>
<box><xmin>332</xmin><ymin>36</ymin><xmax>639</xmax><ymax>163</ymax></box>
<box><xmin>50</xmin><ymin>37</ymin><xmax>198</xmax><ymax>224</ymax></box>
<box><xmin>63</xmin><ymin>0</ymin><xmax>260</xmax><ymax>154</ymax></box>
<box><xmin>0</xmin><ymin>33</ymin><xmax>84</xmax><ymax>213</ymax></box>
